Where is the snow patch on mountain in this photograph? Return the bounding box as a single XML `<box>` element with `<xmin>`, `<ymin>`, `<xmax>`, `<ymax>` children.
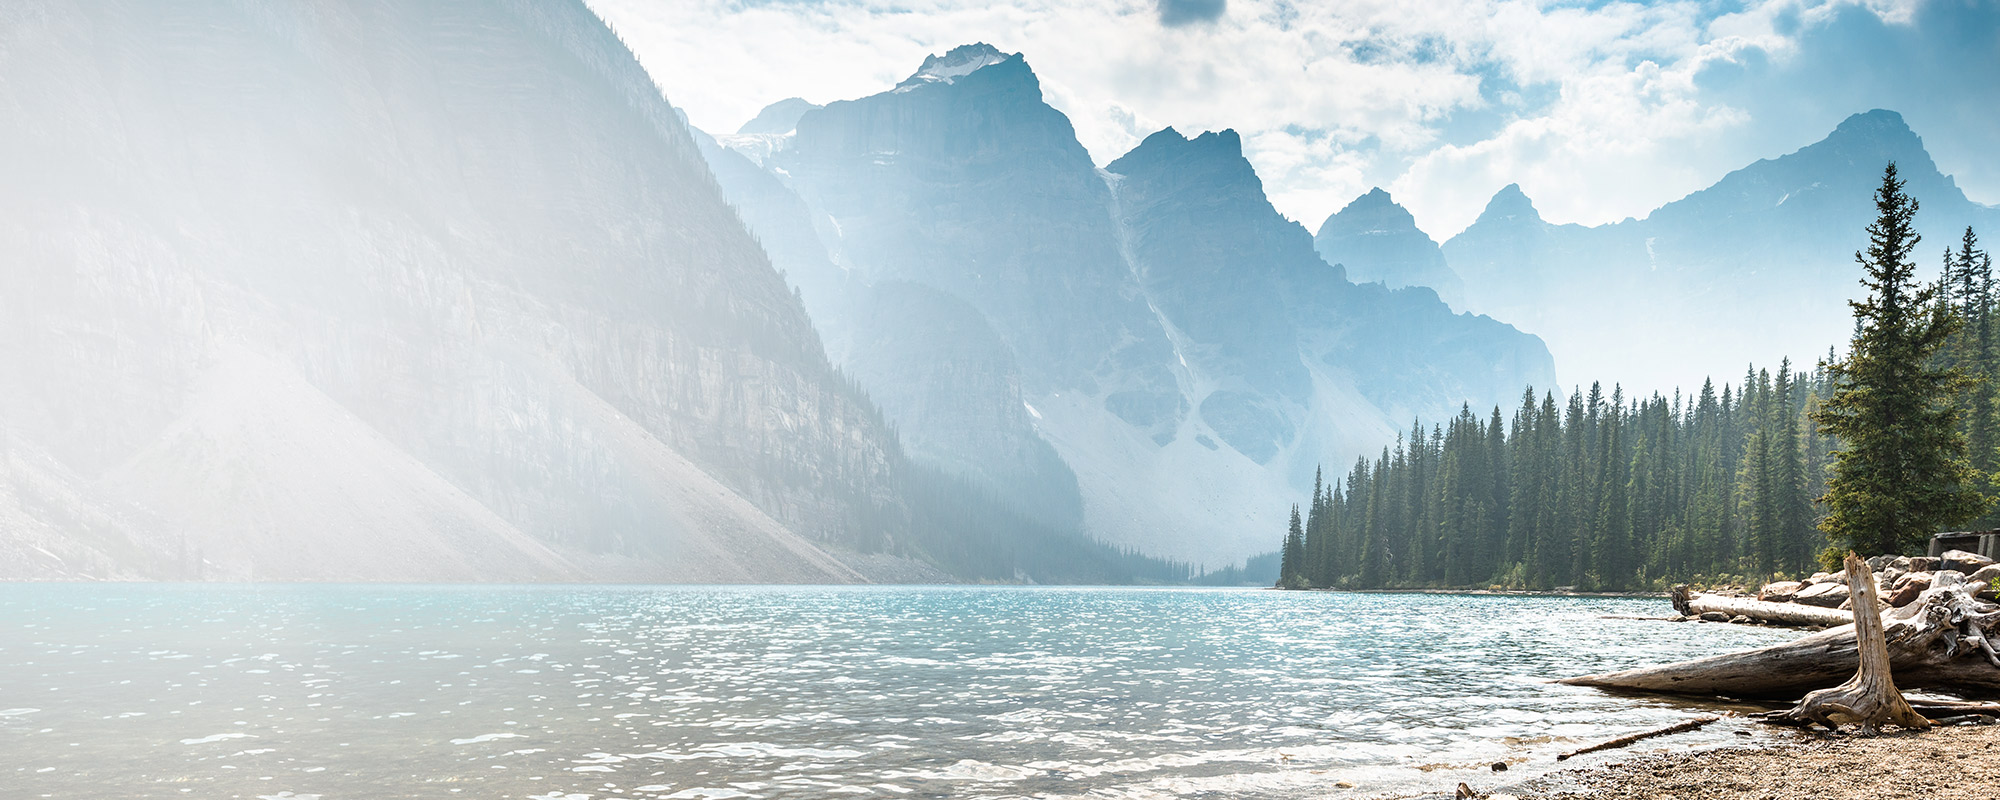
<box><xmin>894</xmin><ymin>43</ymin><xmax>1016</xmax><ymax>92</ymax></box>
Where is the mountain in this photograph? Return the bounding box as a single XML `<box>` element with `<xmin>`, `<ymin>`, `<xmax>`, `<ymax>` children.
<box><xmin>737</xmin><ymin>97</ymin><xmax>822</xmax><ymax>134</ymax></box>
<box><xmin>1314</xmin><ymin>188</ymin><xmax>1466</xmax><ymax>309</ymax></box>
<box><xmin>0</xmin><ymin>0</ymin><xmax>1167</xmax><ymax>582</ymax></box>
<box><xmin>1446</xmin><ymin>109</ymin><xmax>2000</xmax><ymax>392</ymax></box>
<box><xmin>708</xmin><ymin>45</ymin><xmax>1556</xmax><ymax>565</ymax></box>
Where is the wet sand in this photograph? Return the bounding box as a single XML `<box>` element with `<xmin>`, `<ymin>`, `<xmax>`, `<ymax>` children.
<box><xmin>1509</xmin><ymin>722</ymin><xmax>2000</xmax><ymax>800</ymax></box>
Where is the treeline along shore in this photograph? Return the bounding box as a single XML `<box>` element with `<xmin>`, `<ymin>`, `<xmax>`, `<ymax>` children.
<box><xmin>1279</xmin><ymin>163</ymin><xmax>1999</xmax><ymax>593</ymax></box>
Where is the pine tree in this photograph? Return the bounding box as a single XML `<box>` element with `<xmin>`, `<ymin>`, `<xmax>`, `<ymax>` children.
<box><xmin>1814</xmin><ymin>164</ymin><xmax>1990</xmax><ymax>562</ymax></box>
<box><xmin>1953</xmin><ymin>228</ymin><xmax>1999</xmax><ymax>527</ymax></box>
<box><xmin>1278</xmin><ymin>504</ymin><xmax>1305</xmax><ymax>588</ymax></box>
<box><xmin>1771</xmin><ymin>360</ymin><xmax>1811</xmax><ymax>575</ymax></box>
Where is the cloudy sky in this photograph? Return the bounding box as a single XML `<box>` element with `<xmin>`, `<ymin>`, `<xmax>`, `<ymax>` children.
<box><xmin>589</xmin><ymin>0</ymin><xmax>1997</xmax><ymax>239</ymax></box>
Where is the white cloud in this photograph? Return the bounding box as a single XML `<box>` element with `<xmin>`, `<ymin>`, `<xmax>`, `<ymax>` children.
<box><xmin>589</xmin><ymin>0</ymin><xmax>1985</xmax><ymax>240</ymax></box>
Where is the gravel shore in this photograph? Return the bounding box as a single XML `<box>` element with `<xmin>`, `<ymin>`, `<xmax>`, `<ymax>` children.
<box><xmin>1509</xmin><ymin>722</ymin><xmax>2000</xmax><ymax>799</ymax></box>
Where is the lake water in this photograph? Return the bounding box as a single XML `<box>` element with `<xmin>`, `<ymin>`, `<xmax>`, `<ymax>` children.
<box><xmin>0</xmin><ymin>586</ymin><xmax>1803</xmax><ymax>799</ymax></box>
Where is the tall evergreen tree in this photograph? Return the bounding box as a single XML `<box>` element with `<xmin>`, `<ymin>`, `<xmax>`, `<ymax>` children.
<box><xmin>1771</xmin><ymin>360</ymin><xmax>1812</xmax><ymax>571</ymax></box>
<box><xmin>1278</xmin><ymin>504</ymin><xmax>1305</xmax><ymax>588</ymax></box>
<box><xmin>1950</xmin><ymin>228</ymin><xmax>2000</xmax><ymax>527</ymax></box>
<box><xmin>1814</xmin><ymin>164</ymin><xmax>1989</xmax><ymax>562</ymax></box>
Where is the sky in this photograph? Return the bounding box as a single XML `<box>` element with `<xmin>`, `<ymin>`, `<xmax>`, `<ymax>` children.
<box><xmin>588</xmin><ymin>0</ymin><xmax>1998</xmax><ymax>240</ymax></box>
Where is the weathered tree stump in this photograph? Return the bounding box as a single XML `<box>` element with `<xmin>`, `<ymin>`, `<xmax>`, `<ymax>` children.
<box><xmin>1766</xmin><ymin>554</ymin><xmax>1930</xmax><ymax>733</ymax></box>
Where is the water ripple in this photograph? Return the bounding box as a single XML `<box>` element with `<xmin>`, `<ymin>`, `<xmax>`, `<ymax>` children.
<box><xmin>0</xmin><ymin>585</ymin><xmax>1800</xmax><ymax>799</ymax></box>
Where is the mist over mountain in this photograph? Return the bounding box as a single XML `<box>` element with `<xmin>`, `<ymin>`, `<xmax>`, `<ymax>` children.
<box><xmin>1</xmin><ymin>1</ymin><xmax>1183</xmax><ymax>582</ymax></box>
<box><xmin>708</xmin><ymin>45</ymin><xmax>1555</xmax><ymax>565</ymax></box>
<box><xmin>1443</xmin><ymin>109</ymin><xmax>2000</xmax><ymax>392</ymax></box>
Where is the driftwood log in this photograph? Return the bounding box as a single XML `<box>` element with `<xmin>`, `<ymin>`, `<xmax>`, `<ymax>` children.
<box><xmin>1908</xmin><ymin>699</ymin><xmax>2000</xmax><ymax>717</ymax></box>
<box><xmin>1670</xmin><ymin>585</ymin><xmax>1853</xmax><ymax>628</ymax></box>
<box><xmin>1764</xmin><ymin>554</ymin><xmax>1930</xmax><ymax>732</ymax></box>
<box><xmin>1564</xmin><ymin>559</ymin><xmax>2000</xmax><ymax>700</ymax></box>
<box><xmin>1555</xmin><ymin>716</ymin><xmax>1718</xmax><ymax>760</ymax></box>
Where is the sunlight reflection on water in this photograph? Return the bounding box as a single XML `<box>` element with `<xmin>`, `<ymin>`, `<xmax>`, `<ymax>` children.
<box><xmin>0</xmin><ymin>585</ymin><xmax>1801</xmax><ymax>799</ymax></box>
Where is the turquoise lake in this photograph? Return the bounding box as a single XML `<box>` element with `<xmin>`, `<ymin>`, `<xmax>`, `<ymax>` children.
<box><xmin>0</xmin><ymin>586</ymin><xmax>1804</xmax><ymax>799</ymax></box>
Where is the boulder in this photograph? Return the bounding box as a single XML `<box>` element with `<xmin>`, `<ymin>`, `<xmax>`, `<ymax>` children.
<box><xmin>1794</xmin><ymin>581</ymin><xmax>1850</xmax><ymax>607</ymax></box>
<box><xmin>1699</xmin><ymin>611</ymin><xmax>1731</xmax><ymax>622</ymax></box>
<box><xmin>1908</xmin><ymin>557</ymin><xmax>1940</xmax><ymax>572</ymax></box>
<box><xmin>1941</xmin><ymin>549</ymin><xmax>1997</xmax><ymax>573</ymax></box>
<box><xmin>1758</xmin><ymin>581</ymin><xmax>1805</xmax><ymax>603</ymax></box>
<box><xmin>1969</xmin><ymin>564</ymin><xmax>2000</xmax><ymax>584</ymax></box>
<box><xmin>1887</xmin><ymin>576</ymin><xmax>1930</xmax><ymax>607</ymax></box>
<box><xmin>1729</xmin><ymin>615</ymin><xmax>1753</xmax><ymax>625</ymax></box>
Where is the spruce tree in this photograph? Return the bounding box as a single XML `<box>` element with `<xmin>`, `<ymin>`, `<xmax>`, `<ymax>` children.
<box><xmin>1953</xmin><ymin>228</ymin><xmax>1999</xmax><ymax>527</ymax></box>
<box><xmin>1771</xmin><ymin>360</ymin><xmax>1811</xmax><ymax>574</ymax></box>
<box><xmin>1814</xmin><ymin>164</ymin><xmax>1990</xmax><ymax>562</ymax></box>
<box><xmin>1278</xmin><ymin>504</ymin><xmax>1305</xmax><ymax>588</ymax></box>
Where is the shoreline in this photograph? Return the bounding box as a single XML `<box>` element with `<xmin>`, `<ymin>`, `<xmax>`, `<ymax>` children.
<box><xmin>1499</xmin><ymin>722</ymin><xmax>2000</xmax><ymax>799</ymax></box>
<box><xmin>1280</xmin><ymin>586</ymin><xmax>1670</xmax><ymax>598</ymax></box>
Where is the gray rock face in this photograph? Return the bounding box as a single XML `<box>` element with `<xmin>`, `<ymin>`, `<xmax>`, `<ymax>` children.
<box><xmin>694</xmin><ymin>107</ymin><xmax>1087</xmax><ymax>533</ymax></box>
<box><xmin>1446</xmin><ymin>110</ymin><xmax>2000</xmax><ymax>389</ymax></box>
<box><xmin>841</xmin><ymin>282</ymin><xmax>1085</xmax><ymax>530</ymax></box>
<box><xmin>1314</xmin><ymin>188</ymin><xmax>1466</xmax><ymax>310</ymax></box>
<box><xmin>0</xmin><ymin>0</ymin><xmax>920</xmax><ymax>581</ymax></box>
<box><xmin>778</xmin><ymin>48</ymin><xmax>1181</xmax><ymax>404</ymax></box>
<box><xmin>1106</xmin><ymin>128</ymin><xmax>1311</xmax><ymax>460</ymax></box>
<box><xmin>712</xmin><ymin>46</ymin><xmax>1556</xmax><ymax>565</ymax></box>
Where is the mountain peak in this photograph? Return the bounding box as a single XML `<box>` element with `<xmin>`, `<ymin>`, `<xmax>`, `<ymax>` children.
<box><xmin>1810</xmin><ymin>108</ymin><xmax>1933</xmax><ymax>170</ymax></box>
<box><xmin>1140</xmin><ymin>126</ymin><xmax>1188</xmax><ymax>147</ymax></box>
<box><xmin>895</xmin><ymin>43</ymin><xmax>1020</xmax><ymax>92</ymax></box>
<box><xmin>1190</xmin><ymin>128</ymin><xmax>1242</xmax><ymax>156</ymax></box>
<box><xmin>1475</xmin><ymin>183</ymin><xmax>1542</xmax><ymax>226</ymax></box>
<box><xmin>1318</xmin><ymin>188</ymin><xmax>1418</xmax><ymax>238</ymax></box>
<box><xmin>1107</xmin><ymin>127</ymin><xmax>1251</xmax><ymax>185</ymax></box>
<box><xmin>1829</xmin><ymin>108</ymin><xmax>1913</xmax><ymax>142</ymax></box>
<box><xmin>1314</xmin><ymin>187</ymin><xmax>1462</xmax><ymax>307</ymax></box>
<box><xmin>737</xmin><ymin>97</ymin><xmax>822</xmax><ymax>135</ymax></box>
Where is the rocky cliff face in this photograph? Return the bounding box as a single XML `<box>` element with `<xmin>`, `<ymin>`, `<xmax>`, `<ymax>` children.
<box><xmin>0</xmin><ymin>0</ymin><xmax>918</xmax><ymax>581</ymax></box>
<box><xmin>1314</xmin><ymin>188</ymin><xmax>1466</xmax><ymax>310</ymax></box>
<box><xmin>1446</xmin><ymin>109</ymin><xmax>2000</xmax><ymax>391</ymax></box>
<box><xmin>713</xmin><ymin>45</ymin><xmax>1556</xmax><ymax>565</ymax></box>
<box><xmin>1108</xmin><ymin>129</ymin><xmax>1554</xmax><ymax>459</ymax></box>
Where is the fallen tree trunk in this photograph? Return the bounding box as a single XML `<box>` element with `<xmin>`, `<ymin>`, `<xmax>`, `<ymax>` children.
<box><xmin>1556</xmin><ymin>716</ymin><xmax>1717</xmax><ymax>760</ymax></box>
<box><xmin>1908</xmin><ymin>699</ymin><xmax>2000</xmax><ymax>717</ymax></box>
<box><xmin>1670</xmin><ymin>586</ymin><xmax>1853</xmax><ymax>628</ymax></box>
<box><xmin>1564</xmin><ymin>569</ymin><xmax>2000</xmax><ymax>700</ymax></box>
<box><xmin>1766</xmin><ymin>554</ymin><xmax>1930</xmax><ymax>732</ymax></box>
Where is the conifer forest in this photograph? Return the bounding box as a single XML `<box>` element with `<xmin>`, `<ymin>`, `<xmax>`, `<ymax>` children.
<box><xmin>1280</xmin><ymin>170</ymin><xmax>1996</xmax><ymax>591</ymax></box>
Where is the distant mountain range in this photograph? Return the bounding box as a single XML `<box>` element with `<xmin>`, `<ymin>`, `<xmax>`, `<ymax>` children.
<box><xmin>704</xmin><ymin>44</ymin><xmax>1555</xmax><ymax>566</ymax></box>
<box><xmin>0</xmin><ymin>2</ymin><xmax>1157</xmax><ymax>582</ymax></box>
<box><xmin>1438</xmin><ymin>109</ymin><xmax>1999</xmax><ymax>391</ymax></box>
<box><xmin>12</xmin><ymin>10</ymin><xmax>1953</xmax><ymax>580</ymax></box>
